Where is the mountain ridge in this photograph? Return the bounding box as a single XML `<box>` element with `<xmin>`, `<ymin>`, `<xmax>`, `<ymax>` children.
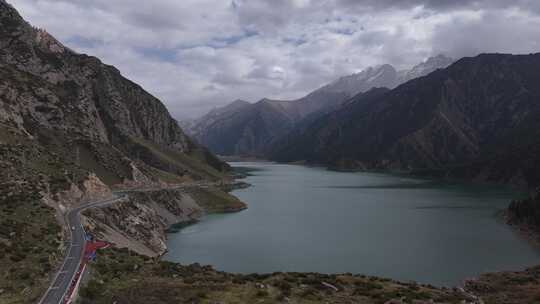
<box><xmin>270</xmin><ymin>53</ymin><xmax>540</xmax><ymax>189</ymax></box>
<box><xmin>187</xmin><ymin>55</ymin><xmax>453</xmax><ymax>156</ymax></box>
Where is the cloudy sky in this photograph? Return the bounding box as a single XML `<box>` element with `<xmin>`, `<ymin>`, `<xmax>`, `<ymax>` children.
<box><xmin>13</xmin><ymin>0</ymin><xmax>540</xmax><ymax>119</ymax></box>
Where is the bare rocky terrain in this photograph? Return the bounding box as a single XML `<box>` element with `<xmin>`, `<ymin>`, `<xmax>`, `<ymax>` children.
<box><xmin>82</xmin><ymin>187</ymin><xmax>246</xmax><ymax>257</ymax></box>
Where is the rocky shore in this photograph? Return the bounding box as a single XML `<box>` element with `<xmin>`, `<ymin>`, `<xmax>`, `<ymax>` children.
<box><xmin>505</xmin><ymin>189</ymin><xmax>540</xmax><ymax>243</ymax></box>
<box><xmin>82</xmin><ymin>186</ymin><xmax>246</xmax><ymax>257</ymax></box>
<box><xmin>464</xmin><ymin>264</ymin><xmax>540</xmax><ymax>304</ymax></box>
<box><xmin>81</xmin><ymin>248</ymin><xmax>480</xmax><ymax>304</ymax></box>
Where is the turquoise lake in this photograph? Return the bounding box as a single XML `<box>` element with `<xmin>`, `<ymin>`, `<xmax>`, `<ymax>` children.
<box><xmin>164</xmin><ymin>162</ymin><xmax>540</xmax><ymax>286</ymax></box>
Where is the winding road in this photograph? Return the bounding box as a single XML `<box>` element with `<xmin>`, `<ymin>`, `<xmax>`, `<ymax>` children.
<box><xmin>38</xmin><ymin>194</ymin><xmax>127</xmax><ymax>304</ymax></box>
<box><xmin>38</xmin><ymin>181</ymin><xmax>241</xmax><ymax>304</ymax></box>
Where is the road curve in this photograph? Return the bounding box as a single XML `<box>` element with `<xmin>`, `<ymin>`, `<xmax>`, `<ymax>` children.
<box><xmin>39</xmin><ymin>194</ymin><xmax>127</xmax><ymax>304</ymax></box>
<box><xmin>39</xmin><ymin>181</ymin><xmax>235</xmax><ymax>303</ymax></box>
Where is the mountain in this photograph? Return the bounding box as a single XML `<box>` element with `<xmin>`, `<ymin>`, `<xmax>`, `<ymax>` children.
<box><xmin>189</xmin><ymin>56</ymin><xmax>453</xmax><ymax>156</ymax></box>
<box><xmin>180</xmin><ymin>99</ymin><xmax>251</xmax><ymax>137</ymax></box>
<box><xmin>0</xmin><ymin>0</ymin><xmax>229</xmax><ymax>186</ymax></box>
<box><xmin>398</xmin><ymin>54</ymin><xmax>454</xmax><ymax>84</ymax></box>
<box><xmin>192</xmin><ymin>99</ymin><xmax>296</xmax><ymax>156</ymax></box>
<box><xmin>322</xmin><ymin>64</ymin><xmax>398</xmax><ymax>97</ymax></box>
<box><xmin>270</xmin><ymin>53</ymin><xmax>540</xmax><ymax>189</ymax></box>
<box><xmin>0</xmin><ymin>3</ymin><xmax>245</xmax><ymax>301</ymax></box>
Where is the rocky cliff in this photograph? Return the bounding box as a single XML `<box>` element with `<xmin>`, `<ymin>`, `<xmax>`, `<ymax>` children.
<box><xmin>271</xmin><ymin>53</ymin><xmax>540</xmax><ymax>189</ymax></box>
<box><xmin>0</xmin><ymin>0</ymin><xmax>228</xmax><ymax>189</ymax></box>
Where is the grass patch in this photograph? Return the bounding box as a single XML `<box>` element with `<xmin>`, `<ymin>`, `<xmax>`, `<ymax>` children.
<box><xmin>128</xmin><ymin>136</ymin><xmax>226</xmax><ymax>182</ymax></box>
<box><xmin>0</xmin><ymin>179</ymin><xmax>62</xmax><ymax>304</ymax></box>
<box><xmin>80</xmin><ymin>248</ymin><xmax>472</xmax><ymax>304</ymax></box>
<box><xmin>136</xmin><ymin>163</ymin><xmax>190</xmax><ymax>184</ymax></box>
<box><xmin>187</xmin><ymin>187</ymin><xmax>246</xmax><ymax>213</ymax></box>
<box><xmin>75</xmin><ymin>142</ymin><xmax>125</xmax><ymax>186</ymax></box>
<box><xmin>0</xmin><ymin>128</ymin><xmax>88</xmax><ymax>303</ymax></box>
<box><xmin>231</xmin><ymin>166</ymin><xmax>263</xmax><ymax>178</ymax></box>
<box><xmin>165</xmin><ymin>219</ymin><xmax>199</xmax><ymax>233</ymax></box>
<box><xmin>464</xmin><ymin>265</ymin><xmax>540</xmax><ymax>304</ymax></box>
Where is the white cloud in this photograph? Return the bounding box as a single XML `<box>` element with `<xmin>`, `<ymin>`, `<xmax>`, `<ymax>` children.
<box><xmin>11</xmin><ymin>0</ymin><xmax>540</xmax><ymax>118</ymax></box>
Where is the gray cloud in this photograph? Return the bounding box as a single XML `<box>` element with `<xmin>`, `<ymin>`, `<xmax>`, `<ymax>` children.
<box><xmin>11</xmin><ymin>0</ymin><xmax>540</xmax><ymax>118</ymax></box>
<box><xmin>336</xmin><ymin>0</ymin><xmax>540</xmax><ymax>13</ymax></box>
<box><xmin>431</xmin><ymin>9</ymin><xmax>540</xmax><ymax>58</ymax></box>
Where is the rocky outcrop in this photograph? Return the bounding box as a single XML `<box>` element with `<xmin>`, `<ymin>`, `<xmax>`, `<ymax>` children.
<box><xmin>82</xmin><ymin>187</ymin><xmax>246</xmax><ymax>257</ymax></box>
<box><xmin>41</xmin><ymin>173</ymin><xmax>112</xmax><ymax>215</ymax></box>
<box><xmin>271</xmin><ymin>53</ymin><xmax>540</xmax><ymax>189</ymax></box>
<box><xmin>82</xmin><ymin>190</ymin><xmax>203</xmax><ymax>256</ymax></box>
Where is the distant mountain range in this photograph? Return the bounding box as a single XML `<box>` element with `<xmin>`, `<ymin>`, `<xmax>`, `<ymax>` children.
<box><xmin>179</xmin><ymin>99</ymin><xmax>251</xmax><ymax>138</ymax></box>
<box><xmin>184</xmin><ymin>52</ymin><xmax>540</xmax><ymax>189</ymax></box>
<box><xmin>271</xmin><ymin>53</ymin><xmax>540</xmax><ymax>189</ymax></box>
<box><xmin>184</xmin><ymin>55</ymin><xmax>454</xmax><ymax>156</ymax></box>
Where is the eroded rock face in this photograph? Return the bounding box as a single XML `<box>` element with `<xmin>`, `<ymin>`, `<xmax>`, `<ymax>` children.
<box><xmin>82</xmin><ymin>189</ymin><xmax>205</xmax><ymax>256</ymax></box>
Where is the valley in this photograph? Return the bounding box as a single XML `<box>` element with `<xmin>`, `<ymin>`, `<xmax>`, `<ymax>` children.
<box><xmin>184</xmin><ymin>56</ymin><xmax>454</xmax><ymax>157</ymax></box>
<box><xmin>1</xmin><ymin>0</ymin><xmax>540</xmax><ymax>303</ymax></box>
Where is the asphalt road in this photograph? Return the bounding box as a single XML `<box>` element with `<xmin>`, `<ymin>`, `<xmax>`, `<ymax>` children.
<box><xmin>39</xmin><ymin>182</ymin><xmax>230</xmax><ymax>303</ymax></box>
<box><xmin>39</xmin><ymin>194</ymin><xmax>126</xmax><ymax>304</ymax></box>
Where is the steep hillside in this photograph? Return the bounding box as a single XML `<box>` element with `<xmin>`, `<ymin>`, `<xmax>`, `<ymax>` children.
<box><xmin>195</xmin><ymin>99</ymin><xmax>296</xmax><ymax>156</ymax></box>
<box><xmin>0</xmin><ymin>1</ymin><xmax>237</xmax><ymax>302</ymax></box>
<box><xmin>190</xmin><ymin>56</ymin><xmax>452</xmax><ymax>157</ymax></box>
<box><xmin>180</xmin><ymin>99</ymin><xmax>251</xmax><ymax>137</ymax></box>
<box><xmin>0</xmin><ymin>0</ymin><xmax>228</xmax><ymax>185</ymax></box>
<box><xmin>268</xmin><ymin>88</ymin><xmax>390</xmax><ymax>160</ymax></box>
<box><xmin>271</xmin><ymin>53</ymin><xmax>540</xmax><ymax>189</ymax></box>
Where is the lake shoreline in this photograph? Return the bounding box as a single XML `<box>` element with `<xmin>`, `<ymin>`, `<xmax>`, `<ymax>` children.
<box><xmin>504</xmin><ymin>190</ymin><xmax>540</xmax><ymax>246</ymax></box>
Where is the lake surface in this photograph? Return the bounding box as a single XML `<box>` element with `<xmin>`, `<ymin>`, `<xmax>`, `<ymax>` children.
<box><xmin>164</xmin><ymin>162</ymin><xmax>540</xmax><ymax>286</ymax></box>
